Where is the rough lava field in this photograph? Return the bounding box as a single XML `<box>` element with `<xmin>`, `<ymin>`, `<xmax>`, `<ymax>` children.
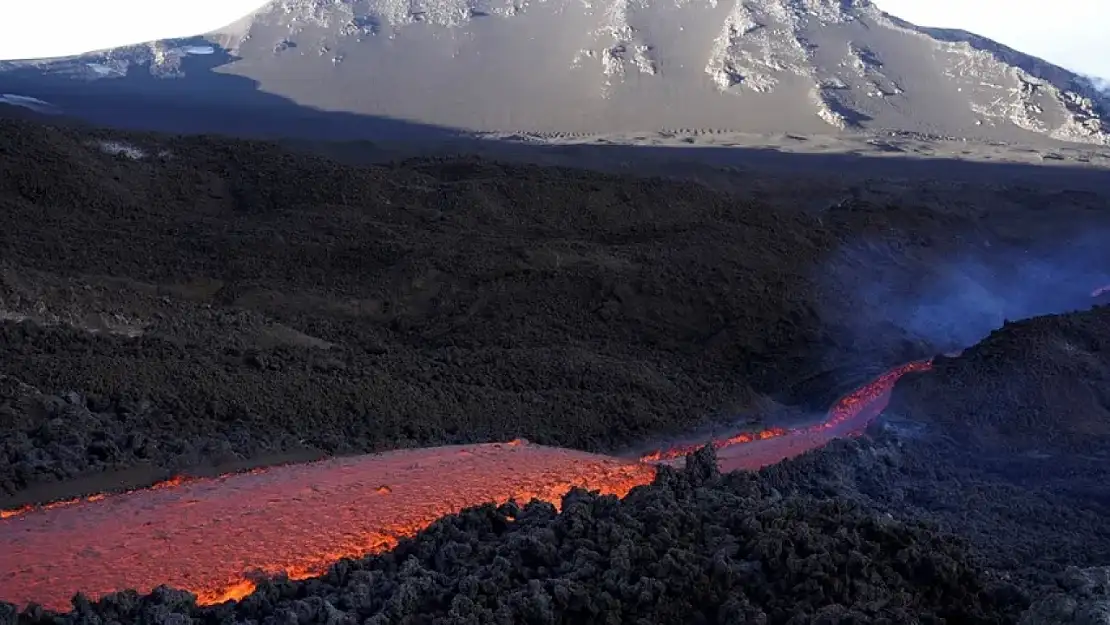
<box><xmin>2</xmin><ymin>107</ymin><xmax>1110</xmax><ymax>623</ymax></box>
<box><xmin>3</xmin><ymin>1</ymin><xmax>1110</xmax><ymax>623</ymax></box>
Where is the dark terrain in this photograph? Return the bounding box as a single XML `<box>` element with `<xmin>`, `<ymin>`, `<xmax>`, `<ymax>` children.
<box><xmin>759</xmin><ymin>304</ymin><xmax>1110</xmax><ymax>623</ymax></box>
<box><xmin>2</xmin><ymin>449</ymin><xmax>1034</xmax><ymax>625</ymax></box>
<box><xmin>2</xmin><ymin>114</ymin><xmax>1110</xmax><ymax>623</ymax></box>
<box><xmin>872</xmin><ymin>306</ymin><xmax>1110</xmax><ymax>578</ymax></box>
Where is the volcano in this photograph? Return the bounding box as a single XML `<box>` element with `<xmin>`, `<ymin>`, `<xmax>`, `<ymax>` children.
<box><xmin>1</xmin><ymin>0</ymin><xmax>1108</xmax><ymax>146</ymax></box>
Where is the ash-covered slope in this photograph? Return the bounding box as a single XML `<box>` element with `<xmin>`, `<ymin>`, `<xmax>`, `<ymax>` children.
<box><xmin>1</xmin><ymin>0</ymin><xmax>1108</xmax><ymax>144</ymax></box>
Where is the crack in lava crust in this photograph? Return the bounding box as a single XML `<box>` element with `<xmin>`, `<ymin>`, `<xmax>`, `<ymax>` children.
<box><xmin>0</xmin><ymin>360</ymin><xmax>935</xmax><ymax>610</ymax></box>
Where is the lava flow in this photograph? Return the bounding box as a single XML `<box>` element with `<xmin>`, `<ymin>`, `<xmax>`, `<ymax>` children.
<box><xmin>0</xmin><ymin>443</ymin><xmax>655</xmax><ymax>611</ymax></box>
<box><xmin>1</xmin><ymin>360</ymin><xmax>933</xmax><ymax>611</ymax></box>
<box><xmin>639</xmin><ymin>359</ymin><xmax>934</xmax><ymax>471</ymax></box>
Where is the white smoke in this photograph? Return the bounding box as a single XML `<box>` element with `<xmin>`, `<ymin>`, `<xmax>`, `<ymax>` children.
<box><xmin>820</xmin><ymin>227</ymin><xmax>1110</xmax><ymax>355</ymax></box>
<box><xmin>1087</xmin><ymin>75</ymin><xmax>1110</xmax><ymax>94</ymax></box>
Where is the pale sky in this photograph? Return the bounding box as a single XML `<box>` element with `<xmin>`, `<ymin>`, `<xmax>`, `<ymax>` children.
<box><xmin>0</xmin><ymin>0</ymin><xmax>1107</xmax><ymax>81</ymax></box>
<box><xmin>0</xmin><ymin>0</ymin><xmax>271</xmax><ymax>60</ymax></box>
<box><xmin>874</xmin><ymin>0</ymin><xmax>1110</xmax><ymax>81</ymax></box>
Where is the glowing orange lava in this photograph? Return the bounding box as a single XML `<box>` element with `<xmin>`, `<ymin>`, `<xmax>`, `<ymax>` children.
<box><xmin>0</xmin><ymin>442</ymin><xmax>655</xmax><ymax>611</ymax></box>
<box><xmin>639</xmin><ymin>359</ymin><xmax>934</xmax><ymax>470</ymax></box>
<box><xmin>0</xmin><ymin>351</ymin><xmax>951</xmax><ymax>614</ymax></box>
<box><xmin>0</xmin><ymin>360</ymin><xmax>938</xmax><ymax>611</ymax></box>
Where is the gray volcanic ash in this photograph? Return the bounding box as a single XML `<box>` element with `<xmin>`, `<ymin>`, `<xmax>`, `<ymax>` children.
<box><xmin>1</xmin><ymin>0</ymin><xmax>1108</xmax><ymax>147</ymax></box>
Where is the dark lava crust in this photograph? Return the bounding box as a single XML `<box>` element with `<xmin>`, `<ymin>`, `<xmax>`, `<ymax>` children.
<box><xmin>764</xmin><ymin>304</ymin><xmax>1110</xmax><ymax>597</ymax></box>
<box><xmin>3</xmin><ymin>115</ymin><xmax>1110</xmax><ymax>624</ymax></box>
<box><xmin>3</xmin><ymin>117</ymin><xmax>1110</xmax><ymax>503</ymax></box>
<box><xmin>876</xmin><ymin>305</ymin><xmax>1110</xmax><ymax>579</ymax></box>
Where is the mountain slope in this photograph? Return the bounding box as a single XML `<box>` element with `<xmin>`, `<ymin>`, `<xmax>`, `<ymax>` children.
<box><xmin>1</xmin><ymin>0</ymin><xmax>1108</xmax><ymax>144</ymax></box>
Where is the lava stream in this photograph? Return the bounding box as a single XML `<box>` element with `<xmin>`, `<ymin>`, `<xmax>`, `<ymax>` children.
<box><xmin>0</xmin><ymin>443</ymin><xmax>655</xmax><ymax>611</ymax></box>
<box><xmin>638</xmin><ymin>359</ymin><xmax>934</xmax><ymax>470</ymax></box>
<box><xmin>0</xmin><ymin>361</ymin><xmax>933</xmax><ymax>611</ymax></box>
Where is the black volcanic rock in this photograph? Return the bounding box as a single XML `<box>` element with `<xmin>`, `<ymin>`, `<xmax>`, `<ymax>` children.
<box><xmin>0</xmin><ymin>469</ymin><xmax>1027</xmax><ymax>625</ymax></box>
<box><xmin>1</xmin><ymin>113</ymin><xmax>1110</xmax><ymax>504</ymax></box>
<box><xmin>889</xmin><ymin>304</ymin><xmax>1110</xmax><ymax>456</ymax></box>
<box><xmin>757</xmin><ymin>304</ymin><xmax>1110</xmax><ymax>591</ymax></box>
<box><xmin>1018</xmin><ymin>566</ymin><xmax>1110</xmax><ymax>624</ymax></box>
<box><xmin>684</xmin><ymin>444</ymin><xmax>721</xmax><ymax>485</ymax></box>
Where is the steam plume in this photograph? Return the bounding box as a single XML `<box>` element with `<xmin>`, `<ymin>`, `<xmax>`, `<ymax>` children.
<box><xmin>821</xmin><ymin>228</ymin><xmax>1110</xmax><ymax>354</ymax></box>
<box><xmin>1085</xmin><ymin>74</ymin><xmax>1110</xmax><ymax>94</ymax></box>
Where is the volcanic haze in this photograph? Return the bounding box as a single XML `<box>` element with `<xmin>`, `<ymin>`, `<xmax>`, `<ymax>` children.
<box><xmin>1</xmin><ymin>0</ymin><xmax>1108</xmax><ymax>146</ymax></box>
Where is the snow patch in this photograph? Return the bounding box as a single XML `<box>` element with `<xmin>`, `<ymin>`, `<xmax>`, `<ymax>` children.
<box><xmin>94</xmin><ymin>140</ymin><xmax>148</xmax><ymax>160</ymax></box>
<box><xmin>85</xmin><ymin>61</ymin><xmax>128</xmax><ymax>77</ymax></box>
<box><xmin>875</xmin><ymin>13</ymin><xmax>1110</xmax><ymax>145</ymax></box>
<box><xmin>811</xmin><ymin>86</ymin><xmax>848</xmax><ymax>129</ymax></box>
<box><xmin>78</xmin><ymin>42</ymin><xmax>220</xmax><ymax>80</ymax></box>
<box><xmin>568</xmin><ymin>0</ymin><xmax>658</xmax><ymax>95</ymax></box>
<box><xmin>844</xmin><ymin>42</ymin><xmax>901</xmax><ymax>98</ymax></box>
<box><xmin>0</xmin><ymin>93</ymin><xmax>59</xmax><ymax>114</ymax></box>
<box><xmin>704</xmin><ymin>0</ymin><xmax>811</xmax><ymax>93</ymax></box>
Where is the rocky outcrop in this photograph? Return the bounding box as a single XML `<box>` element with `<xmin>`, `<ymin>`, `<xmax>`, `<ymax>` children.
<box><xmin>1020</xmin><ymin>567</ymin><xmax>1110</xmax><ymax>625</ymax></box>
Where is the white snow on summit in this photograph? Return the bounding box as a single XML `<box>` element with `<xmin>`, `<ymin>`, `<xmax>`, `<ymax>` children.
<box><xmin>0</xmin><ymin>93</ymin><xmax>59</xmax><ymax>114</ymax></box>
<box><xmin>4</xmin><ymin>0</ymin><xmax>1109</xmax><ymax>145</ymax></box>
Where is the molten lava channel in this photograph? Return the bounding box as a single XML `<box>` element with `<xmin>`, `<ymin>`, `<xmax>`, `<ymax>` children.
<box><xmin>0</xmin><ymin>442</ymin><xmax>655</xmax><ymax>611</ymax></box>
<box><xmin>0</xmin><ymin>360</ymin><xmax>934</xmax><ymax>612</ymax></box>
<box><xmin>640</xmin><ymin>360</ymin><xmax>933</xmax><ymax>471</ymax></box>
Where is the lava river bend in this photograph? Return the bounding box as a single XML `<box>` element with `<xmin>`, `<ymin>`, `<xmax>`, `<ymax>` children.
<box><xmin>0</xmin><ymin>360</ymin><xmax>933</xmax><ymax>611</ymax></box>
